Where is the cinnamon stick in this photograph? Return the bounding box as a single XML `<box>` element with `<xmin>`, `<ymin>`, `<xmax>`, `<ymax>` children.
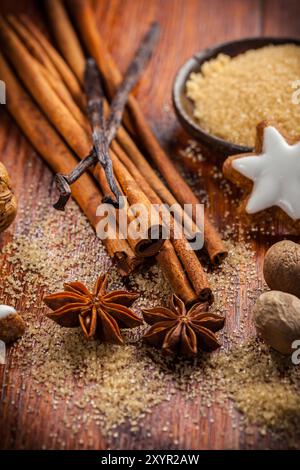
<box><xmin>43</xmin><ymin>0</ymin><xmax>85</xmax><ymax>83</ymax></box>
<box><xmin>0</xmin><ymin>16</ymin><xmax>91</xmax><ymax>159</ymax></box>
<box><xmin>19</xmin><ymin>14</ymin><xmax>85</xmax><ymax>111</ymax></box>
<box><xmin>110</xmin><ymin>159</ymin><xmax>164</xmax><ymax>258</ymax></box>
<box><xmin>0</xmin><ymin>50</ymin><xmax>138</xmax><ymax>277</ymax></box>
<box><xmin>6</xmin><ymin>14</ymin><xmax>60</xmax><ymax>80</ymax></box>
<box><xmin>39</xmin><ymin>62</ymin><xmax>89</xmax><ymax>133</ymax></box>
<box><xmin>7</xmin><ymin>15</ymin><xmax>87</xmax><ymax>130</ymax></box>
<box><xmin>94</xmin><ymin>164</ymin><xmax>123</xmax><ymax>207</ymax></box>
<box><xmin>68</xmin><ymin>0</ymin><xmax>227</xmax><ymax>264</ymax></box>
<box><xmin>157</xmin><ymin>242</ymin><xmax>198</xmax><ymax>306</ymax></box>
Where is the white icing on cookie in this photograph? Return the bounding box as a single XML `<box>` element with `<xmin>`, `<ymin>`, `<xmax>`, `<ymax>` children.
<box><xmin>232</xmin><ymin>126</ymin><xmax>300</xmax><ymax>220</ymax></box>
<box><xmin>0</xmin><ymin>305</ymin><xmax>16</xmax><ymax>320</ymax></box>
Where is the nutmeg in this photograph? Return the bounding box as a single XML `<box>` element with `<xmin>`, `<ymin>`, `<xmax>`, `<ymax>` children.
<box><xmin>0</xmin><ymin>162</ymin><xmax>17</xmax><ymax>233</ymax></box>
<box><xmin>0</xmin><ymin>305</ymin><xmax>26</xmax><ymax>343</ymax></box>
<box><xmin>253</xmin><ymin>291</ymin><xmax>300</xmax><ymax>355</ymax></box>
<box><xmin>263</xmin><ymin>240</ymin><xmax>300</xmax><ymax>298</ymax></box>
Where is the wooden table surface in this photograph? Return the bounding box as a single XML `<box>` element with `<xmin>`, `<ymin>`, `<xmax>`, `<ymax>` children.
<box><xmin>1</xmin><ymin>0</ymin><xmax>300</xmax><ymax>451</ymax></box>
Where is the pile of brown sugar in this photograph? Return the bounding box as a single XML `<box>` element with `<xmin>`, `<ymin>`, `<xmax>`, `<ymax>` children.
<box><xmin>186</xmin><ymin>44</ymin><xmax>300</xmax><ymax>147</ymax></box>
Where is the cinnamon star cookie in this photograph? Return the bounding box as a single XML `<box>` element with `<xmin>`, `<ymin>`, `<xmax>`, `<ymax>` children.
<box><xmin>223</xmin><ymin>120</ymin><xmax>300</xmax><ymax>230</ymax></box>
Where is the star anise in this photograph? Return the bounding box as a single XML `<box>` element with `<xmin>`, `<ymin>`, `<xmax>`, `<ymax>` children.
<box><xmin>142</xmin><ymin>294</ymin><xmax>225</xmax><ymax>357</ymax></box>
<box><xmin>43</xmin><ymin>274</ymin><xmax>142</xmax><ymax>343</ymax></box>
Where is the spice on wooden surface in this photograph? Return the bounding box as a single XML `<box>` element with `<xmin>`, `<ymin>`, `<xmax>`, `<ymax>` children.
<box><xmin>186</xmin><ymin>45</ymin><xmax>300</xmax><ymax>147</ymax></box>
<box><xmin>253</xmin><ymin>291</ymin><xmax>300</xmax><ymax>355</ymax></box>
<box><xmin>0</xmin><ymin>162</ymin><xmax>17</xmax><ymax>233</ymax></box>
<box><xmin>44</xmin><ymin>274</ymin><xmax>141</xmax><ymax>341</ymax></box>
<box><xmin>142</xmin><ymin>294</ymin><xmax>225</xmax><ymax>357</ymax></box>
<box><xmin>263</xmin><ymin>240</ymin><xmax>300</xmax><ymax>298</ymax></box>
<box><xmin>0</xmin><ymin>305</ymin><xmax>25</xmax><ymax>343</ymax></box>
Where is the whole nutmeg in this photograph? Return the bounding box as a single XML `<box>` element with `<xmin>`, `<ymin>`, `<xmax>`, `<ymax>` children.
<box><xmin>263</xmin><ymin>240</ymin><xmax>300</xmax><ymax>298</ymax></box>
<box><xmin>0</xmin><ymin>305</ymin><xmax>26</xmax><ymax>343</ymax></box>
<box><xmin>253</xmin><ymin>291</ymin><xmax>300</xmax><ymax>355</ymax></box>
<box><xmin>0</xmin><ymin>162</ymin><xmax>17</xmax><ymax>233</ymax></box>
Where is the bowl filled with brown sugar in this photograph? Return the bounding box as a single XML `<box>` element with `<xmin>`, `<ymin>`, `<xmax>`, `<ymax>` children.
<box><xmin>173</xmin><ymin>37</ymin><xmax>300</xmax><ymax>156</ymax></box>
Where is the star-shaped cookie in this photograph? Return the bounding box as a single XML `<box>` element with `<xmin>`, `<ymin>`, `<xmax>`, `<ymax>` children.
<box><xmin>223</xmin><ymin>121</ymin><xmax>300</xmax><ymax>230</ymax></box>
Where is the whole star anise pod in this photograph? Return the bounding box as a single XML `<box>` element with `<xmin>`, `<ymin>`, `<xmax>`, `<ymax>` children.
<box><xmin>142</xmin><ymin>294</ymin><xmax>225</xmax><ymax>357</ymax></box>
<box><xmin>44</xmin><ymin>274</ymin><xmax>142</xmax><ymax>343</ymax></box>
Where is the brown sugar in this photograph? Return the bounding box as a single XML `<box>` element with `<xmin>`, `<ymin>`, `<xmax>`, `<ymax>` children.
<box><xmin>186</xmin><ymin>45</ymin><xmax>300</xmax><ymax>147</ymax></box>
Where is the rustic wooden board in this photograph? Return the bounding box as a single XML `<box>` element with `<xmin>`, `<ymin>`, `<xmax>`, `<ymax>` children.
<box><xmin>0</xmin><ymin>0</ymin><xmax>300</xmax><ymax>451</ymax></box>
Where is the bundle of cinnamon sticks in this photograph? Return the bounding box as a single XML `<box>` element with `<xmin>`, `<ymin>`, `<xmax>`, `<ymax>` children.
<box><xmin>0</xmin><ymin>0</ymin><xmax>227</xmax><ymax>306</ymax></box>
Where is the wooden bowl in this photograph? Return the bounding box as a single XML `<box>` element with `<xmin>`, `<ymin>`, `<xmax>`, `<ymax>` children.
<box><xmin>173</xmin><ymin>37</ymin><xmax>300</xmax><ymax>157</ymax></box>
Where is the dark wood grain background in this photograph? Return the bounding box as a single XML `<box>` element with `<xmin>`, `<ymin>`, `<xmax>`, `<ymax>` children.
<box><xmin>0</xmin><ymin>0</ymin><xmax>300</xmax><ymax>450</ymax></box>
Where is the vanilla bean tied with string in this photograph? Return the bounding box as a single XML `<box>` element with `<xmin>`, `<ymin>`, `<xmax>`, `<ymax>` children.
<box><xmin>44</xmin><ymin>274</ymin><xmax>142</xmax><ymax>342</ymax></box>
<box><xmin>54</xmin><ymin>22</ymin><xmax>160</xmax><ymax>211</ymax></box>
<box><xmin>142</xmin><ymin>294</ymin><xmax>225</xmax><ymax>357</ymax></box>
